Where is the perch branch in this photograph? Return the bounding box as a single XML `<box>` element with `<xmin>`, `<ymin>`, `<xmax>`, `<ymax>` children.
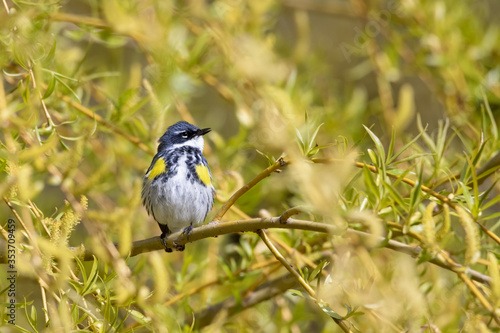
<box><xmin>3</xmin><ymin>217</ymin><xmax>484</xmax><ymax>286</ymax></box>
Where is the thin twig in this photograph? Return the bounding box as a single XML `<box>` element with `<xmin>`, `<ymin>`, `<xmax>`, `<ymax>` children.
<box><xmin>28</xmin><ymin>61</ymin><xmax>55</xmax><ymax>128</ymax></box>
<box><xmin>313</xmin><ymin>158</ymin><xmax>500</xmax><ymax>246</ymax></box>
<box><xmin>29</xmin><ymin>200</ymin><xmax>51</xmax><ymax>237</ymax></box>
<box><xmin>59</xmin><ymin>93</ymin><xmax>155</xmax><ymax>155</ymax></box>
<box><xmin>189</xmin><ymin>273</ymin><xmax>297</xmax><ymax>329</ymax></box>
<box><xmin>3</xmin><ymin>196</ymin><xmax>35</xmax><ymax>242</ymax></box>
<box><xmin>50</xmin><ymin>12</ymin><xmax>111</xmax><ymax>29</ymax></box>
<box><xmin>213</xmin><ymin>158</ymin><xmax>287</xmax><ymax>221</ymax></box>
<box><xmin>457</xmin><ymin>270</ymin><xmax>499</xmax><ymax>325</ymax></box>
<box><xmin>279</xmin><ymin>206</ymin><xmax>303</xmax><ymax>224</ymax></box>
<box><xmin>165</xmin><ymin>258</ymin><xmax>278</xmax><ymax>307</ymax></box>
<box><xmin>439</xmin><ymin>251</ymin><xmax>500</xmax><ymax>325</ymax></box>
<box><xmin>257</xmin><ymin>229</ymin><xmax>316</xmax><ymax>296</ymax></box>
<box><xmin>40</xmin><ymin>285</ymin><xmax>50</xmax><ymax>324</ymax></box>
<box><xmin>2</xmin><ymin>0</ymin><xmax>9</xmax><ymax>13</ymax></box>
<box><xmin>257</xmin><ymin>229</ymin><xmax>352</xmax><ymax>332</ymax></box>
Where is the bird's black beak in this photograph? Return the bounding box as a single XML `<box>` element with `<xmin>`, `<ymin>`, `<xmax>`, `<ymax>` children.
<box><xmin>198</xmin><ymin>128</ymin><xmax>211</xmax><ymax>136</ymax></box>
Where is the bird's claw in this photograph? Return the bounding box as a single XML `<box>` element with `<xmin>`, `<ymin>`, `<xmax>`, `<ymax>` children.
<box><xmin>160</xmin><ymin>232</ymin><xmax>173</xmax><ymax>253</ymax></box>
<box><xmin>173</xmin><ymin>242</ymin><xmax>185</xmax><ymax>251</ymax></box>
<box><xmin>182</xmin><ymin>224</ymin><xmax>194</xmax><ymax>240</ymax></box>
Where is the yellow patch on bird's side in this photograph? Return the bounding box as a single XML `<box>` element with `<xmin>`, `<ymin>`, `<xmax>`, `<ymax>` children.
<box><xmin>148</xmin><ymin>157</ymin><xmax>166</xmax><ymax>180</ymax></box>
<box><xmin>195</xmin><ymin>164</ymin><xmax>211</xmax><ymax>186</ymax></box>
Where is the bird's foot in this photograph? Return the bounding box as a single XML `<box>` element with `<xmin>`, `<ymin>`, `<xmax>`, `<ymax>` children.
<box><xmin>173</xmin><ymin>242</ymin><xmax>186</xmax><ymax>252</ymax></box>
<box><xmin>171</xmin><ymin>224</ymin><xmax>193</xmax><ymax>251</ymax></box>
<box><xmin>160</xmin><ymin>232</ymin><xmax>173</xmax><ymax>253</ymax></box>
<box><xmin>181</xmin><ymin>224</ymin><xmax>194</xmax><ymax>240</ymax></box>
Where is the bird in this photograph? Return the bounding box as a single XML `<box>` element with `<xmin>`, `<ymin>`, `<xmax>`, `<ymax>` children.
<box><xmin>142</xmin><ymin>121</ymin><xmax>215</xmax><ymax>252</ymax></box>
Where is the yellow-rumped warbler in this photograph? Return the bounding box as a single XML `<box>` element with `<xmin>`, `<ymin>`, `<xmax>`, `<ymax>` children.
<box><xmin>142</xmin><ymin>121</ymin><xmax>215</xmax><ymax>252</ymax></box>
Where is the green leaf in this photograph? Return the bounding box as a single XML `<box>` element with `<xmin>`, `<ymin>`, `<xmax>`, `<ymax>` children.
<box><xmin>308</xmin><ymin>123</ymin><xmax>324</xmax><ymax>153</ymax></box>
<box><xmin>417</xmin><ymin>114</ymin><xmax>436</xmax><ymax>151</ymax></box>
<box><xmin>289</xmin><ymin>289</ymin><xmax>306</xmax><ymax>298</ymax></box>
<box><xmin>30</xmin><ymin>305</ymin><xmax>38</xmax><ymax>330</ymax></box>
<box><xmin>46</xmin><ymin>39</ymin><xmax>57</xmax><ymax>63</ymax></box>
<box><xmin>378</xmin><ymin>229</ymin><xmax>393</xmax><ymax>248</ymax></box>
<box><xmin>481</xmin><ymin>190</ymin><xmax>500</xmax><ymax>211</ymax></box>
<box><xmin>383</xmin><ymin>182</ymin><xmax>408</xmax><ymax>213</ymax></box>
<box><xmin>435</xmin><ymin>118</ymin><xmax>450</xmax><ymax>160</ymax></box>
<box><xmin>55</xmin><ymin>76</ymin><xmax>81</xmax><ymax>103</ymax></box>
<box><xmin>389</xmin><ymin>153</ymin><xmax>433</xmax><ymax>166</ymax></box>
<box><xmin>471</xmin><ymin>140</ymin><xmax>487</xmax><ymax>168</ymax></box>
<box><xmin>13</xmin><ymin>325</ymin><xmax>33</xmax><ymax>333</ymax></box>
<box><xmin>387</xmin><ymin>128</ymin><xmax>427</xmax><ymax>165</ymax></box>
<box><xmin>309</xmin><ymin>260</ymin><xmax>328</xmax><ymax>282</ymax></box>
<box><xmin>461</xmin><ymin>182</ymin><xmax>473</xmax><ymax>209</ymax></box>
<box><xmin>240</xmin><ymin>238</ymin><xmax>253</xmax><ymax>259</ymax></box>
<box><xmin>296</xmin><ymin>128</ymin><xmax>305</xmax><ymax>154</ymax></box>
<box><xmin>345</xmin><ymin>311</ymin><xmax>365</xmax><ymax>319</ymax></box>
<box><xmin>318</xmin><ymin>301</ymin><xmax>342</xmax><ymax>319</ymax></box>
<box><xmin>479</xmin><ymin>211</ymin><xmax>500</xmax><ymax>222</ymax></box>
<box><xmin>410</xmin><ymin>162</ymin><xmax>424</xmax><ymax>209</ymax></box>
<box><xmin>367</xmin><ymin>149</ymin><xmax>378</xmax><ymax>168</ymax></box>
<box><xmin>126</xmin><ymin>309</ymin><xmax>151</xmax><ymax>325</ymax></box>
<box><xmin>363</xmin><ymin>125</ymin><xmax>386</xmax><ymax>164</ymax></box>
<box><xmin>481</xmin><ymin>88</ymin><xmax>498</xmax><ymax>141</ymax></box>
<box><xmin>81</xmin><ymin>256</ymin><xmax>100</xmax><ymax>296</ymax></box>
<box><xmin>255</xmin><ymin>149</ymin><xmax>275</xmax><ymax>165</ymax></box>
<box><xmin>387</xmin><ymin>128</ymin><xmax>396</xmax><ymax>164</ymax></box>
<box><xmin>42</xmin><ymin>72</ymin><xmax>57</xmax><ymax>99</ymax></box>
<box><xmin>59</xmin><ymin>138</ymin><xmax>70</xmax><ymax>151</ymax></box>
<box><xmin>21</xmin><ymin>79</ymin><xmax>30</xmax><ymax>104</ymax></box>
<box><xmin>363</xmin><ymin>165</ymin><xmax>380</xmax><ymax>203</ymax></box>
<box><xmin>465</xmin><ymin>156</ymin><xmax>480</xmax><ymax>218</ymax></box>
<box><xmin>405</xmin><ymin>161</ymin><xmax>424</xmax><ymax>231</ymax></box>
<box><xmin>24</xmin><ymin>303</ymin><xmax>38</xmax><ymax>333</ymax></box>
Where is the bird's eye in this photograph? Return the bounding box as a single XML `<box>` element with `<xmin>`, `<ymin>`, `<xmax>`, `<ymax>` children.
<box><xmin>180</xmin><ymin>131</ymin><xmax>188</xmax><ymax>138</ymax></box>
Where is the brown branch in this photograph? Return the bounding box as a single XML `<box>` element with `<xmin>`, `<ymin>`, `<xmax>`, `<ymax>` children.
<box><xmin>356</xmin><ymin>160</ymin><xmax>500</xmax><ymax>246</ymax></box>
<box><xmin>189</xmin><ymin>273</ymin><xmax>297</xmax><ymax>329</ymax></box>
<box><xmin>257</xmin><ymin>229</ymin><xmax>316</xmax><ymax>296</ymax></box>
<box><xmin>16</xmin><ymin>217</ymin><xmax>485</xmax><ymax>286</ymax></box>
<box><xmin>313</xmin><ymin>158</ymin><xmax>500</xmax><ymax>246</ymax></box>
<box><xmin>257</xmin><ymin>229</ymin><xmax>352</xmax><ymax>332</ymax></box>
<box><xmin>279</xmin><ymin>206</ymin><xmax>303</xmax><ymax>224</ymax></box>
<box><xmin>50</xmin><ymin>12</ymin><xmax>111</xmax><ymax>29</ymax></box>
<box><xmin>59</xmin><ymin>94</ymin><xmax>155</xmax><ymax>156</ymax></box>
<box><xmin>212</xmin><ymin>157</ymin><xmax>288</xmax><ymax>221</ymax></box>
<box><xmin>3</xmin><ymin>197</ymin><xmax>36</xmax><ymax>242</ymax></box>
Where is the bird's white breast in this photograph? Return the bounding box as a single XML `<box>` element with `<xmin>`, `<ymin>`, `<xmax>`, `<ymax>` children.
<box><xmin>148</xmin><ymin>155</ymin><xmax>213</xmax><ymax>233</ymax></box>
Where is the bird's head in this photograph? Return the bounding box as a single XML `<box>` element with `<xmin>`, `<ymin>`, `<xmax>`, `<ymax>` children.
<box><xmin>158</xmin><ymin>121</ymin><xmax>211</xmax><ymax>151</ymax></box>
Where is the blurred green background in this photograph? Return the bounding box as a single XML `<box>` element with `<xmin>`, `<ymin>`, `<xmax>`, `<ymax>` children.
<box><xmin>1</xmin><ymin>0</ymin><xmax>500</xmax><ymax>332</ymax></box>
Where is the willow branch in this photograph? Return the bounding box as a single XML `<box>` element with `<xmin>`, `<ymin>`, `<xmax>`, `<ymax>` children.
<box><xmin>458</xmin><ymin>270</ymin><xmax>500</xmax><ymax>325</ymax></box>
<box><xmin>3</xmin><ymin>197</ymin><xmax>36</xmax><ymax>242</ymax></box>
<box><xmin>212</xmin><ymin>158</ymin><xmax>287</xmax><ymax>221</ymax></box>
<box><xmin>257</xmin><ymin>229</ymin><xmax>352</xmax><ymax>332</ymax></box>
<box><xmin>257</xmin><ymin>229</ymin><xmax>316</xmax><ymax>296</ymax></box>
<box><xmin>59</xmin><ymin>93</ymin><xmax>155</xmax><ymax>156</ymax></box>
<box><xmin>165</xmin><ymin>258</ymin><xmax>278</xmax><ymax>307</ymax></box>
<box><xmin>431</xmin><ymin>150</ymin><xmax>500</xmax><ymax>188</ymax></box>
<box><xmin>440</xmin><ymin>251</ymin><xmax>500</xmax><ymax>325</ymax></box>
<box><xmin>16</xmin><ymin>217</ymin><xmax>485</xmax><ymax>286</ymax></box>
<box><xmin>189</xmin><ymin>273</ymin><xmax>297</xmax><ymax>329</ymax></box>
<box><xmin>313</xmin><ymin>158</ymin><xmax>500</xmax><ymax>246</ymax></box>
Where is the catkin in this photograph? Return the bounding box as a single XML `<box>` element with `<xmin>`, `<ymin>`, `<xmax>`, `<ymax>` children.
<box><xmin>456</xmin><ymin>206</ymin><xmax>480</xmax><ymax>265</ymax></box>
<box><xmin>422</xmin><ymin>201</ymin><xmax>438</xmax><ymax>251</ymax></box>
<box><xmin>436</xmin><ymin>203</ymin><xmax>450</xmax><ymax>241</ymax></box>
